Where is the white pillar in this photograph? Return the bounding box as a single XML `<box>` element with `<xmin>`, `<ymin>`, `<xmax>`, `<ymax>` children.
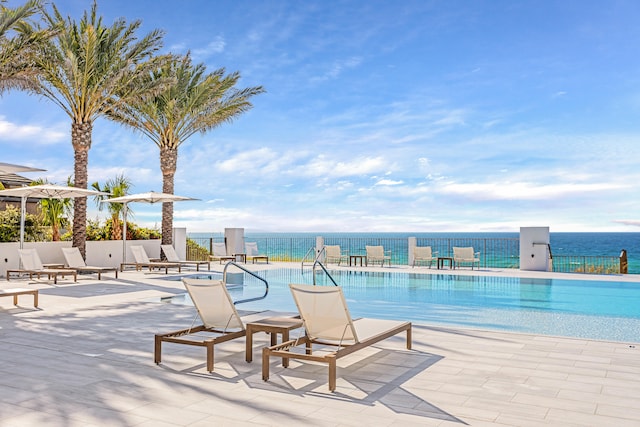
<box><xmin>316</xmin><ymin>236</ymin><xmax>325</xmax><ymax>261</ymax></box>
<box><xmin>520</xmin><ymin>227</ymin><xmax>551</xmax><ymax>271</ymax></box>
<box><xmin>408</xmin><ymin>237</ymin><xmax>417</xmax><ymax>266</ymax></box>
<box><xmin>172</xmin><ymin>227</ymin><xmax>187</xmax><ymax>260</ymax></box>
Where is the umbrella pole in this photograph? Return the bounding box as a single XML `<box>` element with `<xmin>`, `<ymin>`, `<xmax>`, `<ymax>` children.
<box><xmin>122</xmin><ymin>203</ymin><xmax>128</xmax><ymax>263</ymax></box>
<box><xmin>19</xmin><ymin>195</ymin><xmax>26</xmax><ymax>249</ymax></box>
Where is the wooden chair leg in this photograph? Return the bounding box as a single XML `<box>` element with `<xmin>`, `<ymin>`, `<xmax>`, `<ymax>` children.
<box><xmin>206</xmin><ymin>342</ymin><xmax>214</xmax><ymax>372</ymax></box>
<box><xmin>154</xmin><ymin>335</ymin><xmax>162</xmax><ymax>364</ymax></box>
<box><xmin>262</xmin><ymin>347</ymin><xmax>270</xmax><ymax>381</ymax></box>
<box><xmin>328</xmin><ymin>356</ymin><xmax>337</xmax><ymax>392</ymax></box>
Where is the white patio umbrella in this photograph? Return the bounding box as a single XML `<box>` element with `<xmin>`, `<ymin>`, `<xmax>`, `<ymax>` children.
<box><xmin>0</xmin><ymin>184</ymin><xmax>109</xmax><ymax>248</ymax></box>
<box><xmin>100</xmin><ymin>191</ymin><xmax>199</xmax><ymax>262</ymax></box>
<box><xmin>0</xmin><ymin>162</ymin><xmax>45</xmax><ymax>174</ymax></box>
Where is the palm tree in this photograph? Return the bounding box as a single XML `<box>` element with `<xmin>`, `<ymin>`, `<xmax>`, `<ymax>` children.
<box><xmin>0</xmin><ymin>0</ymin><xmax>55</xmax><ymax>93</ymax></box>
<box><xmin>21</xmin><ymin>1</ymin><xmax>168</xmax><ymax>257</ymax></box>
<box><xmin>92</xmin><ymin>174</ymin><xmax>132</xmax><ymax>240</ymax></box>
<box><xmin>110</xmin><ymin>54</ymin><xmax>264</xmax><ymax>246</ymax></box>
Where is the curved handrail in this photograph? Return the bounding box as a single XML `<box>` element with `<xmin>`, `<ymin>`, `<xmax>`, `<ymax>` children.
<box><xmin>312</xmin><ymin>259</ymin><xmax>339</xmax><ymax>286</ymax></box>
<box><xmin>223</xmin><ymin>261</ymin><xmax>269</xmax><ymax>305</ymax></box>
<box><xmin>301</xmin><ymin>246</ymin><xmax>318</xmax><ymax>272</ymax></box>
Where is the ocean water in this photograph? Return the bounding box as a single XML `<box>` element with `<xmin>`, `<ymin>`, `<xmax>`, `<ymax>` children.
<box><xmin>187</xmin><ymin>232</ymin><xmax>640</xmax><ymax>274</ymax></box>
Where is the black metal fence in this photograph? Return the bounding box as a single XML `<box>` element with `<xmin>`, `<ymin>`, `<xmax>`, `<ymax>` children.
<box><xmin>187</xmin><ymin>235</ymin><xmax>626</xmax><ymax>274</ymax></box>
<box><xmin>187</xmin><ymin>235</ymin><xmax>521</xmax><ymax>268</ymax></box>
<box><xmin>551</xmin><ymin>255</ymin><xmax>621</xmax><ymax>274</ymax></box>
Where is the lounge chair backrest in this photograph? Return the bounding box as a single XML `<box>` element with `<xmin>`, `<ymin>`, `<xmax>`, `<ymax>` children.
<box><xmin>130</xmin><ymin>246</ymin><xmax>150</xmax><ymax>263</ymax></box>
<box><xmin>18</xmin><ymin>248</ymin><xmax>43</xmax><ymax>270</ymax></box>
<box><xmin>366</xmin><ymin>245</ymin><xmax>384</xmax><ymax>258</ymax></box>
<box><xmin>212</xmin><ymin>242</ymin><xmax>228</xmax><ymax>257</ymax></box>
<box><xmin>324</xmin><ymin>245</ymin><xmax>341</xmax><ymax>259</ymax></box>
<box><xmin>183</xmin><ymin>278</ymin><xmax>244</xmax><ymax>331</ymax></box>
<box><xmin>161</xmin><ymin>244</ymin><xmax>180</xmax><ymax>262</ymax></box>
<box><xmin>453</xmin><ymin>247</ymin><xmax>475</xmax><ymax>260</ymax></box>
<box><xmin>62</xmin><ymin>247</ymin><xmax>87</xmax><ymax>268</ymax></box>
<box><xmin>414</xmin><ymin>246</ymin><xmax>432</xmax><ymax>259</ymax></box>
<box><xmin>289</xmin><ymin>283</ymin><xmax>358</xmax><ymax>344</ymax></box>
<box><xmin>245</xmin><ymin>242</ymin><xmax>259</xmax><ymax>256</ymax></box>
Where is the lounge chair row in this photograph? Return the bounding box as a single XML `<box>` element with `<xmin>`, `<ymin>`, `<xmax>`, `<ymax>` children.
<box><xmin>325</xmin><ymin>245</ymin><xmax>481</xmax><ymax>269</ymax></box>
<box><xmin>155</xmin><ymin>278</ymin><xmax>412</xmax><ymax>392</ymax></box>
<box><xmin>209</xmin><ymin>242</ymin><xmax>269</xmax><ymax>264</ymax></box>
<box><xmin>324</xmin><ymin>245</ymin><xmax>392</xmax><ymax>266</ymax></box>
<box><xmin>6</xmin><ymin>245</ymin><xmax>217</xmax><ymax>284</ymax></box>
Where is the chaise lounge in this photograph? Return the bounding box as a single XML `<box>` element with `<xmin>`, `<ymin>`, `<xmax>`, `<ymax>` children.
<box><xmin>262</xmin><ymin>283</ymin><xmax>412</xmax><ymax>391</ymax></box>
<box><xmin>161</xmin><ymin>244</ymin><xmax>210</xmax><ymax>271</ymax></box>
<box><xmin>208</xmin><ymin>242</ymin><xmax>236</xmax><ymax>264</ymax></box>
<box><xmin>154</xmin><ymin>278</ymin><xmax>248</xmax><ymax>372</ymax></box>
<box><xmin>245</xmin><ymin>242</ymin><xmax>269</xmax><ymax>264</ymax></box>
<box><xmin>126</xmin><ymin>246</ymin><xmax>181</xmax><ymax>274</ymax></box>
<box><xmin>62</xmin><ymin>247</ymin><xmax>118</xmax><ymax>280</ymax></box>
<box><xmin>7</xmin><ymin>248</ymin><xmax>77</xmax><ymax>284</ymax></box>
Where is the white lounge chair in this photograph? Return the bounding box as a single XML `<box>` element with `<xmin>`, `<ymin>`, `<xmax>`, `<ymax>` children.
<box><xmin>453</xmin><ymin>246</ymin><xmax>480</xmax><ymax>270</ymax></box>
<box><xmin>7</xmin><ymin>248</ymin><xmax>77</xmax><ymax>284</ymax></box>
<box><xmin>127</xmin><ymin>245</ymin><xmax>181</xmax><ymax>274</ymax></box>
<box><xmin>413</xmin><ymin>246</ymin><xmax>437</xmax><ymax>268</ymax></box>
<box><xmin>324</xmin><ymin>245</ymin><xmax>348</xmax><ymax>265</ymax></box>
<box><xmin>161</xmin><ymin>244</ymin><xmax>210</xmax><ymax>271</ymax></box>
<box><xmin>154</xmin><ymin>278</ymin><xmax>248</xmax><ymax>372</ymax></box>
<box><xmin>245</xmin><ymin>242</ymin><xmax>268</xmax><ymax>264</ymax></box>
<box><xmin>365</xmin><ymin>245</ymin><xmax>391</xmax><ymax>267</ymax></box>
<box><xmin>209</xmin><ymin>242</ymin><xmax>235</xmax><ymax>264</ymax></box>
<box><xmin>62</xmin><ymin>247</ymin><xmax>118</xmax><ymax>279</ymax></box>
<box><xmin>262</xmin><ymin>283</ymin><xmax>412</xmax><ymax>391</ymax></box>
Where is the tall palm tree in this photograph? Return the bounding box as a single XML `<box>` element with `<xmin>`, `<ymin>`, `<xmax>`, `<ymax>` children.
<box><xmin>92</xmin><ymin>174</ymin><xmax>132</xmax><ymax>240</ymax></box>
<box><xmin>0</xmin><ymin>0</ymin><xmax>55</xmax><ymax>93</ymax></box>
<box><xmin>21</xmin><ymin>1</ymin><xmax>168</xmax><ymax>257</ymax></box>
<box><xmin>110</xmin><ymin>54</ymin><xmax>264</xmax><ymax>246</ymax></box>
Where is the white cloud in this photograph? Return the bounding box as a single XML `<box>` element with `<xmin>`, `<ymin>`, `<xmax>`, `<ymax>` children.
<box><xmin>375</xmin><ymin>179</ymin><xmax>403</xmax><ymax>186</ymax></box>
<box><xmin>437</xmin><ymin>181</ymin><xmax>626</xmax><ymax>201</ymax></box>
<box><xmin>192</xmin><ymin>36</ymin><xmax>226</xmax><ymax>59</ymax></box>
<box><xmin>0</xmin><ymin>117</ymin><xmax>66</xmax><ymax>144</ymax></box>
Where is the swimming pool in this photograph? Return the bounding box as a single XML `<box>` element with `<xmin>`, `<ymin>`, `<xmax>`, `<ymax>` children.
<box><xmin>165</xmin><ymin>268</ymin><xmax>640</xmax><ymax>343</ymax></box>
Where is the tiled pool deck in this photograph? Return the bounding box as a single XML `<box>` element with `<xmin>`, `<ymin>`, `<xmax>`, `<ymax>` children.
<box><xmin>1</xmin><ymin>263</ymin><xmax>639</xmax><ymax>426</ymax></box>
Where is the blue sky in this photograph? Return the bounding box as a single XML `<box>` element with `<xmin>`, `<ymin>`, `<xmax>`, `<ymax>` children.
<box><xmin>2</xmin><ymin>0</ymin><xmax>640</xmax><ymax>233</ymax></box>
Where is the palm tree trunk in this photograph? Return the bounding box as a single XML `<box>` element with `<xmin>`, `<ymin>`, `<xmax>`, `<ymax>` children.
<box><xmin>160</xmin><ymin>145</ymin><xmax>177</xmax><ymax>246</ymax></box>
<box><xmin>71</xmin><ymin>122</ymin><xmax>92</xmax><ymax>258</ymax></box>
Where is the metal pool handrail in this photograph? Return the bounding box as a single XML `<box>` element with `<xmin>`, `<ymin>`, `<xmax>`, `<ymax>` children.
<box><xmin>223</xmin><ymin>261</ymin><xmax>269</xmax><ymax>305</ymax></box>
<box><xmin>312</xmin><ymin>259</ymin><xmax>339</xmax><ymax>286</ymax></box>
<box><xmin>301</xmin><ymin>246</ymin><xmax>319</xmax><ymax>272</ymax></box>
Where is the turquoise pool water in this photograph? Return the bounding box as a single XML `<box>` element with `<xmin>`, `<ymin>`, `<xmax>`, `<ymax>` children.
<box><xmin>167</xmin><ymin>268</ymin><xmax>640</xmax><ymax>343</ymax></box>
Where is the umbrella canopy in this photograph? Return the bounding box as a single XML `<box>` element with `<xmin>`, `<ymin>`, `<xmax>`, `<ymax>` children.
<box><xmin>105</xmin><ymin>191</ymin><xmax>197</xmax><ymax>204</ymax></box>
<box><xmin>101</xmin><ymin>191</ymin><xmax>199</xmax><ymax>262</ymax></box>
<box><xmin>0</xmin><ymin>184</ymin><xmax>109</xmax><ymax>248</ymax></box>
<box><xmin>0</xmin><ymin>162</ymin><xmax>45</xmax><ymax>174</ymax></box>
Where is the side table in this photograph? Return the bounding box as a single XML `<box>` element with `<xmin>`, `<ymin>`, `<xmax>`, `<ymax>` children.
<box><xmin>437</xmin><ymin>257</ymin><xmax>454</xmax><ymax>269</ymax></box>
<box><xmin>246</xmin><ymin>317</ymin><xmax>303</xmax><ymax>367</ymax></box>
<box><xmin>349</xmin><ymin>255</ymin><xmax>366</xmax><ymax>266</ymax></box>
